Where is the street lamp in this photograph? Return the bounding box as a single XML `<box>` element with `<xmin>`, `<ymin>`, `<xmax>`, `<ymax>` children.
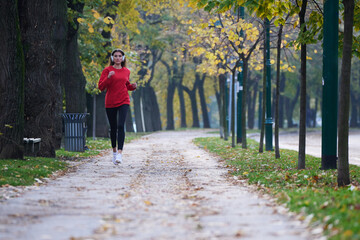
<box><xmin>321</xmin><ymin>0</ymin><xmax>338</xmax><ymax>169</ymax></box>
<box><xmin>265</xmin><ymin>18</ymin><xmax>273</xmax><ymax>151</ymax></box>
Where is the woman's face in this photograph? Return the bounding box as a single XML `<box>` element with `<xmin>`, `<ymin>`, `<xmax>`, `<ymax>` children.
<box><xmin>113</xmin><ymin>52</ymin><xmax>123</xmax><ymax>64</ymax></box>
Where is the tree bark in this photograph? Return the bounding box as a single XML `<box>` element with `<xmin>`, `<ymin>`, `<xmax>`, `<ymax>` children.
<box><xmin>219</xmin><ymin>73</ymin><xmax>227</xmax><ymax>139</ymax></box>
<box><xmin>0</xmin><ymin>0</ymin><xmax>25</xmax><ymax>159</ymax></box>
<box><xmin>133</xmin><ymin>50</ymin><xmax>162</xmax><ymax>132</ymax></box>
<box><xmin>275</xmin><ymin>23</ymin><xmax>284</xmax><ymax>159</ymax></box>
<box><xmin>63</xmin><ymin>0</ymin><xmax>86</xmax><ymax>113</ymax></box>
<box><xmin>178</xmin><ymin>63</ymin><xmax>187</xmax><ymax>128</ymax></box>
<box><xmin>279</xmin><ymin>72</ymin><xmax>286</xmax><ymax>128</ymax></box>
<box><xmin>298</xmin><ymin>0</ymin><xmax>308</xmax><ymax>169</ymax></box>
<box><xmin>198</xmin><ymin>74</ymin><xmax>211</xmax><ymax>128</ymax></box>
<box><xmin>19</xmin><ymin>0</ymin><xmax>67</xmax><ymax>157</ymax></box>
<box><xmin>166</xmin><ymin>81</ymin><xmax>176</xmax><ymax>130</ymax></box>
<box><xmin>285</xmin><ymin>84</ymin><xmax>300</xmax><ymax>128</ymax></box>
<box><xmin>161</xmin><ymin>59</ymin><xmax>177</xmax><ymax>130</ymax></box>
<box><xmin>183</xmin><ymin>79</ymin><xmax>200</xmax><ymax>128</ymax></box>
<box><xmin>259</xmin><ymin>39</ymin><xmax>267</xmax><ymax>153</ymax></box>
<box><xmin>125</xmin><ymin>107</ymin><xmax>134</xmax><ymax>132</ymax></box>
<box><xmin>247</xmin><ymin>74</ymin><xmax>258</xmax><ymax>130</ymax></box>
<box><xmin>241</xmin><ymin>60</ymin><xmax>249</xmax><ymax>149</ymax></box>
<box><xmin>338</xmin><ymin>0</ymin><xmax>354</xmax><ymax>186</ymax></box>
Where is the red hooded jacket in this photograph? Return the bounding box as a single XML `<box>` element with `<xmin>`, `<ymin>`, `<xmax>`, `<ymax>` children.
<box><xmin>98</xmin><ymin>66</ymin><xmax>136</xmax><ymax>108</ymax></box>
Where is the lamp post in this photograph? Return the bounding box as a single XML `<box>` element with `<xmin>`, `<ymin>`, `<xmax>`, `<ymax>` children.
<box><xmin>321</xmin><ymin>0</ymin><xmax>338</xmax><ymax>169</ymax></box>
<box><xmin>237</xmin><ymin>63</ymin><xmax>243</xmax><ymax>143</ymax></box>
<box><xmin>237</xmin><ymin>6</ymin><xmax>244</xmax><ymax>143</ymax></box>
<box><xmin>265</xmin><ymin>18</ymin><xmax>273</xmax><ymax>151</ymax></box>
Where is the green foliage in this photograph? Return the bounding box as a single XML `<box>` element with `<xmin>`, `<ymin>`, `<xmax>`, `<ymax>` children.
<box><xmin>0</xmin><ymin>158</ymin><xmax>67</xmax><ymax>186</ymax></box>
<box><xmin>194</xmin><ymin>137</ymin><xmax>360</xmax><ymax>239</ymax></box>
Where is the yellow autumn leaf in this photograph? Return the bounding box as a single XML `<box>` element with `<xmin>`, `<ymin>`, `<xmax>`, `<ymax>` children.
<box><xmin>4</xmin><ymin>124</ymin><xmax>13</xmax><ymax>128</ymax></box>
<box><xmin>88</xmin><ymin>26</ymin><xmax>94</xmax><ymax>33</ymax></box>
<box><xmin>144</xmin><ymin>200</ymin><xmax>153</xmax><ymax>206</ymax></box>
<box><xmin>243</xmin><ymin>172</ymin><xmax>249</xmax><ymax>175</ymax></box>
<box><xmin>92</xmin><ymin>10</ymin><xmax>100</xmax><ymax>19</ymax></box>
<box><xmin>77</xmin><ymin>18</ymin><xmax>85</xmax><ymax>23</ymax></box>
<box><xmin>343</xmin><ymin>230</ymin><xmax>353</xmax><ymax>237</ymax></box>
<box><xmin>306</xmin><ymin>56</ymin><xmax>312</xmax><ymax>60</ymax></box>
<box><xmin>270</xmin><ymin>59</ymin><xmax>275</xmax><ymax>64</ymax></box>
<box><xmin>104</xmin><ymin>16</ymin><xmax>115</xmax><ymax>25</ymax></box>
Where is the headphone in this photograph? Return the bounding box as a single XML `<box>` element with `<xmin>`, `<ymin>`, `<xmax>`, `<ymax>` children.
<box><xmin>111</xmin><ymin>49</ymin><xmax>125</xmax><ymax>62</ymax></box>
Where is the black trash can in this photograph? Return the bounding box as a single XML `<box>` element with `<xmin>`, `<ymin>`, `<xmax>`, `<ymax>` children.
<box><xmin>62</xmin><ymin>113</ymin><xmax>89</xmax><ymax>152</ymax></box>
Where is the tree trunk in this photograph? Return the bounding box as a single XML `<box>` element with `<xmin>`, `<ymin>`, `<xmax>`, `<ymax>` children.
<box><xmin>0</xmin><ymin>0</ymin><xmax>25</xmax><ymax>159</ymax></box>
<box><xmin>125</xmin><ymin>107</ymin><xmax>134</xmax><ymax>132</ymax></box>
<box><xmin>133</xmin><ymin>89</ymin><xmax>144</xmax><ymax>132</ymax></box>
<box><xmin>184</xmin><ymin>84</ymin><xmax>200</xmax><ymax>128</ymax></box>
<box><xmin>298</xmin><ymin>0</ymin><xmax>307</xmax><ymax>169</ymax></box>
<box><xmin>133</xmin><ymin>50</ymin><xmax>162</xmax><ymax>133</ymax></box>
<box><xmin>285</xmin><ymin>84</ymin><xmax>300</xmax><ymax>128</ymax></box>
<box><xmin>275</xmin><ymin>23</ymin><xmax>284</xmax><ymax>159</ymax></box>
<box><xmin>241</xmin><ymin>60</ymin><xmax>249</xmax><ymax>149</ymax></box>
<box><xmin>247</xmin><ymin>79</ymin><xmax>258</xmax><ymax>130</ymax></box>
<box><xmin>19</xmin><ymin>0</ymin><xmax>67</xmax><ymax>157</ymax></box>
<box><xmin>338</xmin><ymin>0</ymin><xmax>354</xmax><ymax>186</ymax></box>
<box><xmin>178</xmin><ymin>64</ymin><xmax>187</xmax><ymax>128</ymax></box>
<box><xmin>219</xmin><ymin>73</ymin><xmax>227</xmax><ymax>139</ymax></box>
<box><xmin>279</xmin><ymin>72</ymin><xmax>286</xmax><ymax>128</ymax></box>
<box><xmin>198</xmin><ymin>74</ymin><xmax>211</xmax><ymax>128</ymax></box>
<box><xmin>230</xmin><ymin>69</ymin><xmax>236</xmax><ymax>147</ymax></box>
<box><xmin>63</xmin><ymin>0</ymin><xmax>86</xmax><ymax>113</ymax></box>
<box><xmin>143</xmin><ymin>84</ymin><xmax>162</xmax><ymax>132</ymax></box>
<box><xmin>166</xmin><ymin>80</ymin><xmax>176</xmax><ymax>130</ymax></box>
<box><xmin>259</xmin><ymin>40</ymin><xmax>267</xmax><ymax>153</ymax></box>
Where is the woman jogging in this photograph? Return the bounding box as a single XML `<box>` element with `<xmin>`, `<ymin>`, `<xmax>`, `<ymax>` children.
<box><xmin>98</xmin><ymin>49</ymin><xmax>137</xmax><ymax>165</ymax></box>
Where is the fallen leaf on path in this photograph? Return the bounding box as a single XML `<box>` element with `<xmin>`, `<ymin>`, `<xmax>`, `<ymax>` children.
<box><xmin>144</xmin><ymin>200</ymin><xmax>153</xmax><ymax>206</ymax></box>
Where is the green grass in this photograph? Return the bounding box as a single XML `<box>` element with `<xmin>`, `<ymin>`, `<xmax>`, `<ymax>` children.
<box><xmin>0</xmin><ymin>157</ymin><xmax>67</xmax><ymax>186</ymax></box>
<box><xmin>0</xmin><ymin>132</ymin><xmax>148</xmax><ymax>187</ymax></box>
<box><xmin>194</xmin><ymin>137</ymin><xmax>360</xmax><ymax>240</ymax></box>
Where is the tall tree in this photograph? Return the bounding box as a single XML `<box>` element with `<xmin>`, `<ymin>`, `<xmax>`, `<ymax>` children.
<box><xmin>297</xmin><ymin>0</ymin><xmax>308</xmax><ymax>169</ymax></box>
<box><xmin>198</xmin><ymin>72</ymin><xmax>211</xmax><ymax>128</ymax></box>
<box><xmin>183</xmin><ymin>66</ymin><xmax>201</xmax><ymax>128</ymax></box>
<box><xmin>177</xmin><ymin>62</ymin><xmax>187</xmax><ymax>128</ymax></box>
<box><xmin>64</xmin><ymin>0</ymin><xmax>87</xmax><ymax>113</ymax></box>
<box><xmin>338</xmin><ymin>0</ymin><xmax>355</xmax><ymax>186</ymax></box>
<box><xmin>19</xmin><ymin>0</ymin><xmax>67</xmax><ymax>157</ymax></box>
<box><xmin>0</xmin><ymin>0</ymin><xmax>25</xmax><ymax>159</ymax></box>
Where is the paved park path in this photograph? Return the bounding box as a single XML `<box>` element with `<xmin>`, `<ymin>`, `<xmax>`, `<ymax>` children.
<box><xmin>250</xmin><ymin>129</ymin><xmax>360</xmax><ymax>167</ymax></box>
<box><xmin>0</xmin><ymin>130</ymin><xmax>320</xmax><ymax>240</ymax></box>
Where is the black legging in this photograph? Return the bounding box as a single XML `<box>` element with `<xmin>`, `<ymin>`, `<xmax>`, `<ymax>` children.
<box><xmin>106</xmin><ymin>104</ymin><xmax>129</xmax><ymax>150</ymax></box>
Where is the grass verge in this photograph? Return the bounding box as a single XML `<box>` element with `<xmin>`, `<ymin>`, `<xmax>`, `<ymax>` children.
<box><xmin>194</xmin><ymin>137</ymin><xmax>360</xmax><ymax>240</ymax></box>
<box><xmin>1</xmin><ymin>132</ymin><xmax>148</xmax><ymax>187</ymax></box>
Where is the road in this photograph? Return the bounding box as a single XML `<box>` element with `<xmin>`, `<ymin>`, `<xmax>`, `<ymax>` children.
<box><xmin>250</xmin><ymin>129</ymin><xmax>360</xmax><ymax>166</ymax></box>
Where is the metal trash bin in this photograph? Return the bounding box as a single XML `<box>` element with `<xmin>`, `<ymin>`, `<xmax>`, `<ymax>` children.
<box><xmin>62</xmin><ymin>113</ymin><xmax>89</xmax><ymax>152</ymax></box>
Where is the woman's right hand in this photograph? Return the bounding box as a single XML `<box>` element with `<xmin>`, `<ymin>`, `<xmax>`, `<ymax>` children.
<box><xmin>108</xmin><ymin>71</ymin><xmax>115</xmax><ymax>78</ymax></box>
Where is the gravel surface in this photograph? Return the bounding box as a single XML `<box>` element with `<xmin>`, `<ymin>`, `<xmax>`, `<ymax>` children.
<box><xmin>0</xmin><ymin>130</ymin><xmax>319</xmax><ymax>240</ymax></box>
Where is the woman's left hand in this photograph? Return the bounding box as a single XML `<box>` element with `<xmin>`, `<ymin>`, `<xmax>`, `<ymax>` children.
<box><xmin>132</xmin><ymin>83</ymin><xmax>137</xmax><ymax>88</ymax></box>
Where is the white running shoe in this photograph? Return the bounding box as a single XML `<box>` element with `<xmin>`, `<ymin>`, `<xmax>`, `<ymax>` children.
<box><xmin>115</xmin><ymin>153</ymin><xmax>122</xmax><ymax>164</ymax></box>
<box><xmin>112</xmin><ymin>152</ymin><xmax>118</xmax><ymax>165</ymax></box>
